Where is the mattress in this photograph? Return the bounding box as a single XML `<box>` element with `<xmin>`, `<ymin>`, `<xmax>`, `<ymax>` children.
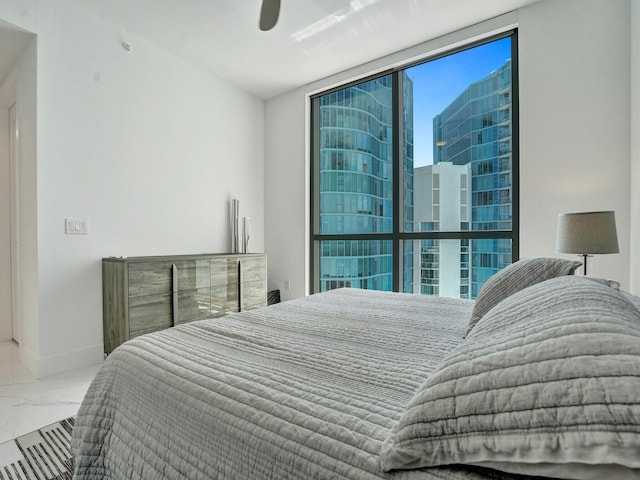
<box><xmin>71</xmin><ymin>288</ymin><xmax>533</xmax><ymax>479</ymax></box>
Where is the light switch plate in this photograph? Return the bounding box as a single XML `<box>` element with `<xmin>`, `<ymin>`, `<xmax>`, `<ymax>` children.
<box><xmin>65</xmin><ymin>218</ymin><xmax>89</xmax><ymax>235</ymax></box>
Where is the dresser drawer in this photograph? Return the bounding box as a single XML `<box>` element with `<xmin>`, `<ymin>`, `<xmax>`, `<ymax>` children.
<box><xmin>176</xmin><ymin>288</ymin><xmax>212</xmax><ymax>324</ymax></box>
<box><xmin>211</xmin><ymin>284</ymin><xmax>238</xmax><ymax>316</ymax></box>
<box><xmin>174</xmin><ymin>259</ymin><xmax>211</xmax><ymax>291</ymax></box>
<box><xmin>240</xmin><ymin>256</ymin><xmax>266</xmax><ymax>283</ymax></box>
<box><xmin>129</xmin><ymin>292</ymin><xmax>172</xmax><ymax>338</ymax></box>
<box><xmin>128</xmin><ymin>262</ymin><xmax>172</xmax><ymax>297</ymax></box>
<box><xmin>241</xmin><ymin>280</ymin><xmax>267</xmax><ymax>311</ymax></box>
<box><xmin>211</xmin><ymin>258</ymin><xmax>239</xmax><ymax>287</ymax></box>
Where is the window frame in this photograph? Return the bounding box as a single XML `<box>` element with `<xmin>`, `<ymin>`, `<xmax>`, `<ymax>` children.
<box><xmin>310</xmin><ymin>30</ymin><xmax>519</xmax><ymax>295</ymax></box>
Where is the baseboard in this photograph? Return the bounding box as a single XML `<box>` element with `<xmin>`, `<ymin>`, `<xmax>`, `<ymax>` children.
<box><xmin>18</xmin><ymin>345</ymin><xmax>37</xmax><ymax>377</ymax></box>
<box><xmin>34</xmin><ymin>344</ymin><xmax>104</xmax><ymax>378</ymax></box>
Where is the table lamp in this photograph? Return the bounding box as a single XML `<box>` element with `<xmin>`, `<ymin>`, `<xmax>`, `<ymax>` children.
<box><xmin>555</xmin><ymin>211</ymin><xmax>619</xmax><ymax>275</ymax></box>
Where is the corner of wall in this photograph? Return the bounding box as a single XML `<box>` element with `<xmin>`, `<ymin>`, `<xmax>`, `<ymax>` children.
<box><xmin>18</xmin><ymin>343</ymin><xmax>37</xmax><ymax>377</ymax></box>
<box><xmin>0</xmin><ymin>0</ymin><xmax>38</xmax><ymax>34</ymax></box>
<box><xmin>16</xmin><ymin>35</ymin><xmax>39</xmax><ymax>365</ymax></box>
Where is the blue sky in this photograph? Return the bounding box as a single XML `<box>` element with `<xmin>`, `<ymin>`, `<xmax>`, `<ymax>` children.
<box><xmin>407</xmin><ymin>37</ymin><xmax>512</xmax><ymax>167</ymax></box>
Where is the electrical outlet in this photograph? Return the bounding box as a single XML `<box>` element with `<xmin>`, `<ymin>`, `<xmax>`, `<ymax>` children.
<box><xmin>284</xmin><ymin>280</ymin><xmax>291</xmax><ymax>291</ymax></box>
<box><xmin>65</xmin><ymin>218</ymin><xmax>89</xmax><ymax>235</ymax></box>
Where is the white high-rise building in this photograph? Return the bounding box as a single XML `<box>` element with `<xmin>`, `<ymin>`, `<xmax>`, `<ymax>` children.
<box><xmin>413</xmin><ymin>162</ymin><xmax>471</xmax><ymax>298</ymax></box>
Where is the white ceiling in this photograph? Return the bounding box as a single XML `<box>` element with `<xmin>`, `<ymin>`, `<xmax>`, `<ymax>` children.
<box><xmin>2</xmin><ymin>0</ymin><xmax>542</xmax><ymax>100</ymax></box>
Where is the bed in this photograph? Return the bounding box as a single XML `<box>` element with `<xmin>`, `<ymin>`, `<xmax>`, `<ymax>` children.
<box><xmin>72</xmin><ymin>258</ymin><xmax>640</xmax><ymax>480</ymax></box>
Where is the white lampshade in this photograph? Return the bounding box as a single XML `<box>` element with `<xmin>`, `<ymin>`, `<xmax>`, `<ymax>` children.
<box><xmin>556</xmin><ymin>211</ymin><xmax>619</xmax><ymax>255</ymax></box>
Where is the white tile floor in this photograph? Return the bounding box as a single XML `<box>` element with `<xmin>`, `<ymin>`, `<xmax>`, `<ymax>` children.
<box><xmin>0</xmin><ymin>341</ymin><xmax>102</xmax><ymax>445</ymax></box>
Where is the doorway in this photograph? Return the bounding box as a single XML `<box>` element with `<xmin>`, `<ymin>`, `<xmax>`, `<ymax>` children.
<box><xmin>0</xmin><ymin>22</ymin><xmax>36</xmax><ymax>375</ymax></box>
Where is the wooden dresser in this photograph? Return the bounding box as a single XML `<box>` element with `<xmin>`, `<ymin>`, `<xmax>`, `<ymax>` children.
<box><xmin>102</xmin><ymin>253</ymin><xmax>267</xmax><ymax>354</ymax></box>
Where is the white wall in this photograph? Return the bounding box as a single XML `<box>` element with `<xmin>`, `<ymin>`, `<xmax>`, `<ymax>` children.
<box><xmin>265</xmin><ymin>0</ymin><xmax>634</xmax><ymax>300</ymax></box>
<box><xmin>518</xmin><ymin>0</ymin><xmax>630</xmax><ymax>287</ymax></box>
<box><xmin>264</xmin><ymin>91</ymin><xmax>308</xmax><ymax>300</ymax></box>
<box><xmin>0</xmin><ymin>0</ymin><xmax>265</xmax><ymax>377</ymax></box>
<box><xmin>631</xmin><ymin>0</ymin><xmax>640</xmax><ymax>295</ymax></box>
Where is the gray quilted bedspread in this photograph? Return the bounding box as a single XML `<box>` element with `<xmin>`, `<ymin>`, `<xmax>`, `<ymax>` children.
<box><xmin>71</xmin><ymin>288</ymin><xmax>528</xmax><ymax>480</ymax></box>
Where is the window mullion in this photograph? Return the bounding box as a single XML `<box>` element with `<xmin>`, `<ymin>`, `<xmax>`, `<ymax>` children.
<box><xmin>510</xmin><ymin>30</ymin><xmax>520</xmax><ymax>261</ymax></box>
<box><xmin>392</xmin><ymin>71</ymin><xmax>402</xmax><ymax>292</ymax></box>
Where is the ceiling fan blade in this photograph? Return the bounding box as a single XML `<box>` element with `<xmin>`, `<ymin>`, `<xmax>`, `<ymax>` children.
<box><xmin>259</xmin><ymin>0</ymin><xmax>281</xmax><ymax>31</ymax></box>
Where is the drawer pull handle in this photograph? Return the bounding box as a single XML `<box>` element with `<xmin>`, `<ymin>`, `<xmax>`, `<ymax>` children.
<box><xmin>237</xmin><ymin>260</ymin><xmax>242</xmax><ymax>312</ymax></box>
<box><xmin>172</xmin><ymin>264</ymin><xmax>178</xmax><ymax>326</ymax></box>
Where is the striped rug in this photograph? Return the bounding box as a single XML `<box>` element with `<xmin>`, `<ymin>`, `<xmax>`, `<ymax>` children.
<box><xmin>0</xmin><ymin>418</ymin><xmax>74</xmax><ymax>480</ymax></box>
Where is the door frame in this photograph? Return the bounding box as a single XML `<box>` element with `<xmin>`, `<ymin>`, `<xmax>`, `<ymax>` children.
<box><xmin>9</xmin><ymin>102</ymin><xmax>19</xmax><ymax>344</ymax></box>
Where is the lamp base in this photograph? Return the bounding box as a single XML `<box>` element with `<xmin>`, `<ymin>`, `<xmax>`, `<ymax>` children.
<box><xmin>579</xmin><ymin>254</ymin><xmax>592</xmax><ymax>276</ymax></box>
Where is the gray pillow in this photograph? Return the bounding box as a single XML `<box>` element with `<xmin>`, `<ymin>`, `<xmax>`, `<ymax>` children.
<box><xmin>465</xmin><ymin>257</ymin><xmax>582</xmax><ymax>336</ymax></box>
<box><xmin>380</xmin><ymin>276</ymin><xmax>640</xmax><ymax>479</ymax></box>
<box><xmin>586</xmin><ymin>277</ymin><xmax>621</xmax><ymax>290</ymax></box>
<box><xmin>622</xmin><ymin>291</ymin><xmax>640</xmax><ymax>312</ymax></box>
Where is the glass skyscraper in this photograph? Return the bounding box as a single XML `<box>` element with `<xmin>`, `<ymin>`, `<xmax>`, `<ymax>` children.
<box><xmin>317</xmin><ymin>74</ymin><xmax>414</xmax><ymax>292</ymax></box>
<box><xmin>433</xmin><ymin>60</ymin><xmax>513</xmax><ymax>297</ymax></box>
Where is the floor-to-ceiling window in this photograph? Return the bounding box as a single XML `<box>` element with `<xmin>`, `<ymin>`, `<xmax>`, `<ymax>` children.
<box><xmin>311</xmin><ymin>32</ymin><xmax>518</xmax><ymax>298</ymax></box>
